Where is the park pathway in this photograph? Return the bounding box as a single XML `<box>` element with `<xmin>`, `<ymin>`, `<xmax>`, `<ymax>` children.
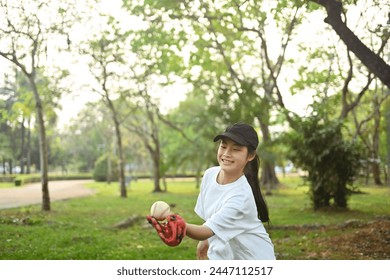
<box><xmin>0</xmin><ymin>180</ymin><xmax>95</xmax><ymax>210</ymax></box>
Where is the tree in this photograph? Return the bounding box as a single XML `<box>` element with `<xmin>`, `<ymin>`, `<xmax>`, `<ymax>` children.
<box><xmin>385</xmin><ymin>98</ymin><xmax>390</xmax><ymax>185</ymax></box>
<box><xmin>130</xmin><ymin>0</ymin><xmax>307</xmax><ymax>192</ymax></box>
<box><xmin>0</xmin><ymin>1</ymin><xmax>75</xmax><ymax>210</ymax></box>
<box><xmin>0</xmin><ymin>94</ymin><xmax>14</xmax><ymax>174</ymax></box>
<box><xmin>122</xmin><ymin>97</ymin><xmax>164</xmax><ymax>192</ymax></box>
<box><xmin>120</xmin><ymin>1</ymin><xmax>188</xmax><ymax>192</ymax></box>
<box><xmin>81</xmin><ymin>24</ymin><xmax>129</xmax><ymax>197</ymax></box>
<box><xmin>310</xmin><ymin>0</ymin><xmax>390</xmax><ymax>88</ymax></box>
<box><xmin>0</xmin><ymin>68</ymin><xmax>35</xmax><ymax>175</ymax></box>
<box><xmin>350</xmin><ymin>85</ymin><xmax>389</xmax><ymax>185</ymax></box>
<box><xmin>288</xmin><ymin>0</ymin><xmax>389</xmax><ymax>186</ymax></box>
<box><xmin>162</xmin><ymin>90</ymin><xmax>219</xmax><ymax>188</ymax></box>
<box><xmin>60</xmin><ymin>102</ymin><xmax>117</xmax><ymax>174</ymax></box>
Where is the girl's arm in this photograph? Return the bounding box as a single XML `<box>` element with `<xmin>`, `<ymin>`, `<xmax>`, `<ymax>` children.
<box><xmin>197</xmin><ymin>240</ymin><xmax>209</xmax><ymax>260</ymax></box>
<box><xmin>186</xmin><ymin>223</ymin><xmax>214</xmax><ymax>241</ymax></box>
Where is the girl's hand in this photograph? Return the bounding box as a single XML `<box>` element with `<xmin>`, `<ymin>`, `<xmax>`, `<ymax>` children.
<box><xmin>146</xmin><ymin>214</ymin><xmax>186</xmax><ymax>247</ymax></box>
<box><xmin>197</xmin><ymin>240</ymin><xmax>209</xmax><ymax>260</ymax></box>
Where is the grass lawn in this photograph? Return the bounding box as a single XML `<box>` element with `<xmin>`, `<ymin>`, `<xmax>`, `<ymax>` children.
<box><xmin>0</xmin><ymin>176</ymin><xmax>389</xmax><ymax>260</ymax></box>
<box><xmin>0</xmin><ymin>182</ymin><xmax>17</xmax><ymax>188</ymax></box>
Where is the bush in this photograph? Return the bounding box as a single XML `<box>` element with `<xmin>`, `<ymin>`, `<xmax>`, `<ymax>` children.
<box><xmin>9</xmin><ymin>174</ymin><xmax>93</xmax><ymax>185</ymax></box>
<box><xmin>0</xmin><ymin>176</ymin><xmax>15</xmax><ymax>182</ymax></box>
<box><xmin>93</xmin><ymin>154</ymin><xmax>119</xmax><ymax>182</ymax></box>
<box><xmin>14</xmin><ymin>179</ymin><xmax>22</xmax><ymax>186</ymax></box>
<box><xmin>287</xmin><ymin>116</ymin><xmax>363</xmax><ymax>209</ymax></box>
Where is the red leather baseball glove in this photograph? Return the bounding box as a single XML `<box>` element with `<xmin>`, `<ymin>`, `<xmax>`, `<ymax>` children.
<box><xmin>146</xmin><ymin>214</ymin><xmax>187</xmax><ymax>247</ymax></box>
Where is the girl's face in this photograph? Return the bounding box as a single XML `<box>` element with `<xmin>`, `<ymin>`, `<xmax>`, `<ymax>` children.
<box><xmin>217</xmin><ymin>138</ymin><xmax>255</xmax><ymax>175</ymax></box>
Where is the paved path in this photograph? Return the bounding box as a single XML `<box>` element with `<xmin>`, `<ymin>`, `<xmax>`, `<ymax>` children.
<box><xmin>0</xmin><ymin>180</ymin><xmax>95</xmax><ymax>210</ymax></box>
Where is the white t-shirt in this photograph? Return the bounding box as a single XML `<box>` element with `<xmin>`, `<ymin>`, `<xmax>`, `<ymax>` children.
<box><xmin>195</xmin><ymin>166</ymin><xmax>276</xmax><ymax>260</ymax></box>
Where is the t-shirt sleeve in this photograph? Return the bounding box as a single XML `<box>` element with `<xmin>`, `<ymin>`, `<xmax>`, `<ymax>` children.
<box><xmin>194</xmin><ymin>190</ymin><xmax>205</xmax><ymax>220</ymax></box>
<box><xmin>203</xmin><ymin>192</ymin><xmax>251</xmax><ymax>242</ymax></box>
<box><xmin>194</xmin><ymin>169</ymin><xmax>210</xmax><ymax>221</ymax></box>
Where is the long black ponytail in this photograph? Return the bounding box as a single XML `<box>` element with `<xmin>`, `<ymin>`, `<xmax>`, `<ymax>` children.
<box><xmin>244</xmin><ymin>148</ymin><xmax>270</xmax><ymax>223</ymax></box>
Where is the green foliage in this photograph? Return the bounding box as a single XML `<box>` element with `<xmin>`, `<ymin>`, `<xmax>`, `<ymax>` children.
<box><xmin>93</xmin><ymin>154</ymin><xmax>119</xmax><ymax>182</ymax></box>
<box><xmin>287</xmin><ymin>116</ymin><xmax>363</xmax><ymax>209</ymax></box>
<box><xmin>59</xmin><ymin>102</ymin><xmax>115</xmax><ymax>173</ymax></box>
<box><xmin>160</xmin><ymin>91</ymin><xmax>219</xmax><ymax>180</ymax></box>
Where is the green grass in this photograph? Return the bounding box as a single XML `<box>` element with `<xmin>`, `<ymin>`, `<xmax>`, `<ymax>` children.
<box><xmin>269</xmin><ymin>176</ymin><xmax>390</xmax><ymax>225</ymax></box>
<box><xmin>0</xmin><ymin>179</ymin><xmax>202</xmax><ymax>260</ymax></box>
<box><xmin>0</xmin><ymin>182</ymin><xmax>13</xmax><ymax>188</ymax></box>
<box><xmin>0</xmin><ymin>176</ymin><xmax>389</xmax><ymax>260</ymax></box>
<box><xmin>268</xmin><ymin>176</ymin><xmax>390</xmax><ymax>259</ymax></box>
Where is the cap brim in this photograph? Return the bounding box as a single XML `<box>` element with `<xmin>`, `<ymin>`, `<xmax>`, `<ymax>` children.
<box><xmin>213</xmin><ymin>132</ymin><xmax>248</xmax><ymax>146</ymax></box>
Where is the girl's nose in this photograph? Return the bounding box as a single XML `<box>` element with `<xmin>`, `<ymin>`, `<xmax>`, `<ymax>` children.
<box><xmin>223</xmin><ymin>147</ymin><xmax>232</xmax><ymax>156</ymax></box>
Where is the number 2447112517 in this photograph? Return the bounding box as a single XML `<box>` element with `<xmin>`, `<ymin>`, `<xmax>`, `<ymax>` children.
<box><xmin>209</xmin><ymin>266</ymin><xmax>273</xmax><ymax>276</ymax></box>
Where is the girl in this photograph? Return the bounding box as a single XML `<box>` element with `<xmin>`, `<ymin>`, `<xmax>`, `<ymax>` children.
<box><xmin>147</xmin><ymin>122</ymin><xmax>275</xmax><ymax>260</ymax></box>
<box><xmin>186</xmin><ymin>122</ymin><xmax>275</xmax><ymax>260</ymax></box>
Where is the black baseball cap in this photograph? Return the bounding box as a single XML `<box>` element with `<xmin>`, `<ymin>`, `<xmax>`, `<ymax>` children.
<box><xmin>213</xmin><ymin>122</ymin><xmax>259</xmax><ymax>150</ymax></box>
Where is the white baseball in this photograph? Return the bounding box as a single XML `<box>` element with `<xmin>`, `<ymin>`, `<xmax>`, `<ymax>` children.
<box><xmin>150</xmin><ymin>201</ymin><xmax>170</xmax><ymax>221</ymax></box>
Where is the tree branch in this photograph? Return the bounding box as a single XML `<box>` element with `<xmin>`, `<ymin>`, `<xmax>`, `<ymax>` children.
<box><xmin>311</xmin><ymin>0</ymin><xmax>390</xmax><ymax>88</ymax></box>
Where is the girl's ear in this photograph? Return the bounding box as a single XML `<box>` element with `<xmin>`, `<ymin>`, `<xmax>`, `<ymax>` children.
<box><xmin>247</xmin><ymin>152</ymin><xmax>256</xmax><ymax>162</ymax></box>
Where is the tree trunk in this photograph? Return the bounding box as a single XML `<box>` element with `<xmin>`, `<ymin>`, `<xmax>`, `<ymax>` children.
<box><xmin>260</xmin><ymin>162</ymin><xmax>279</xmax><ymax>193</ymax></box>
<box><xmin>30</xmin><ymin>78</ymin><xmax>50</xmax><ymax>211</ymax></box>
<box><xmin>106</xmin><ymin>147</ymin><xmax>112</xmax><ymax>184</ymax></box>
<box><xmin>386</xmin><ymin>99</ymin><xmax>390</xmax><ymax>187</ymax></box>
<box><xmin>312</xmin><ymin>0</ymin><xmax>390</xmax><ymax>89</ymax></box>
<box><xmin>113</xmin><ymin>117</ymin><xmax>127</xmax><ymax>198</ymax></box>
<box><xmin>104</xmin><ymin>93</ymin><xmax>127</xmax><ymax>197</ymax></box>
<box><xmin>26</xmin><ymin>118</ymin><xmax>31</xmax><ymax>174</ymax></box>
<box><xmin>151</xmin><ymin>138</ymin><xmax>163</xmax><ymax>192</ymax></box>
<box><xmin>152</xmin><ymin>152</ymin><xmax>162</xmax><ymax>192</ymax></box>
<box><xmin>371</xmin><ymin>97</ymin><xmax>382</xmax><ymax>185</ymax></box>
<box><xmin>19</xmin><ymin>118</ymin><xmax>26</xmax><ymax>174</ymax></box>
<box><xmin>372</xmin><ymin>160</ymin><xmax>382</xmax><ymax>185</ymax></box>
<box><xmin>149</xmin><ymin>108</ymin><xmax>163</xmax><ymax>193</ymax></box>
<box><xmin>258</xmin><ymin>117</ymin><xmax>279</xmax><ymax>193</ymax></box>
<box><xmin>162</xmin><ymin>176</ymin><xmax>167</xmax><ymax>192</ymax></box>
<box><xmin>195</xmin><ymin>166</ymin><xmax>202</xmax><ymax>189</ymax></box>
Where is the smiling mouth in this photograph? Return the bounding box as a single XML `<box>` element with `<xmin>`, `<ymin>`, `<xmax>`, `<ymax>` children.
<box><xmin>221</xmin><ymin>158</ymin><xmax>233</xmax><ymax>164</ymax></box>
